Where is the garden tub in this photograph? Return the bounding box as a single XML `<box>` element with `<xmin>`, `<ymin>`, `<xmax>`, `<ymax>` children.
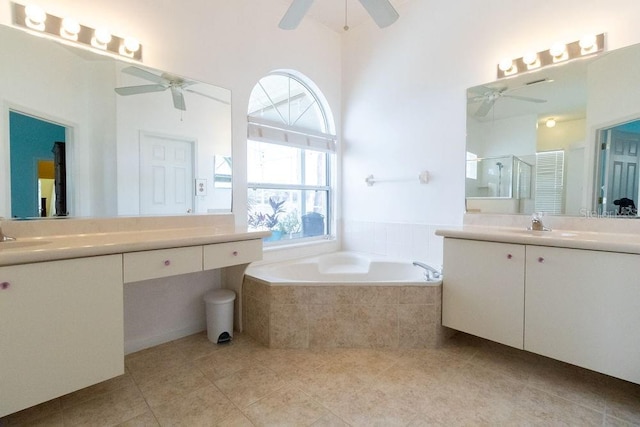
<box><xmin>242</xmin><ymin>252</ymin><xmax>448</xmax><ymax>349</ymax></box>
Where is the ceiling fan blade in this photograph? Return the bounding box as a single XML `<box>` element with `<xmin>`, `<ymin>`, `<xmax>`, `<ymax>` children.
<box><xmin>503</xmin><ymin>94</ymin><xmax>547</xmax><ymax>103</ymax></box>
<box><xmin>121</xmin><ymin>66</ymin><xmax>167</xmax><ymax>84</ymax></box>
<box><xmin>171</xmin><ymin>86</ymin><xmax>186</xmax><ymax>111</ymax></box>
<box><xmin>475</xmin><ymin>99</ymin><xmax>495</xmax><ymax>117</ymax></box>
<box><xmin>279</xmin><ymin>0</ymin><xmax>314</xmax><ymax>30</ymax></box>
<box><xmin>185</xmin><ymin>88</ymin><xmax>230</xmax><ymax>105</ymax></box>
<box><xmin>114</xmin><ymin>84</ymin><xmax>167</xmax><ymax>96</ymax></box>
<box><xmin>357</xmin><ymin>0</ymin><xmax>399</xmax><ymax>28</ymax></box>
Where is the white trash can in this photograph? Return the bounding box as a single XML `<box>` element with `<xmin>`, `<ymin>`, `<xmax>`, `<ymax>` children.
<box><xmin>204</xmin><ymin>289</ymin><xmax>236</xmax><ymax>344</ymax></box>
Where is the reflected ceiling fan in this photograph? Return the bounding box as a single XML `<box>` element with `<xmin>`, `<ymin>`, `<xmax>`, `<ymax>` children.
<box><xmin>468</xmin><ymin>85</ymin><xmax>547</xmax><ymax>117</ymax></box>
<box><xmin>114</xmin><ymin>66</ymin><xmax>229</xmax><ymax>111</ymax></box>
<box><xmin>279</xmin><ymin>0</ymin><xmax>399</xmax><ymax>30</ymax></box>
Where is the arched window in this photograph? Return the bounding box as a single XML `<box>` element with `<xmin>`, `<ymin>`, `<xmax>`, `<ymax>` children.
<box><xmin>247</xmin><ymin>71</ymin><xmax>336</xmax><ymax>243</ymax></box>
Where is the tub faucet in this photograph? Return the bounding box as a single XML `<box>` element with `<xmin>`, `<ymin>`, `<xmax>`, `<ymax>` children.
<box><xmin>0</xmin><ymin>225</ymin><xmax>15</xmax><ymax>242</ymax></box>
<box><xmin>412</xmin><ymin>261</ymin><xmax>441</xmax><ymax>281</ymax></box>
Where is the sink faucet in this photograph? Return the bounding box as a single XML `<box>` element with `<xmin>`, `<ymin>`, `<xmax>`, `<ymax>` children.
<box><xmin>529</xmin><ymin>213</ymin><xmax>551</xmax><ymax>231</ymax></box>
<box><xmin>0</xmin><ymin>224</ymin><xmax>15</xmax><ymax>242</ymax></box>
<box><xmin>412</xmin><ymin>261</ymin><xmax>441</xmax><ymax>281</ymax></box>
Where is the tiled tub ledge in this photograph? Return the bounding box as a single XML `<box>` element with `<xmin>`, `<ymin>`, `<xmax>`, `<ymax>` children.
<box><xmin>242</xmin><ymin>276</ymin><xmax>450</xmax><ymax>349</ymax></box>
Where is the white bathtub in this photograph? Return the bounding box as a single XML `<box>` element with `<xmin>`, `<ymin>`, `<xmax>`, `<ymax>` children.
<box><xmin>245</xmin><ymin>252</ymin><xmax>441</xmax><ymax>285</ymax></box>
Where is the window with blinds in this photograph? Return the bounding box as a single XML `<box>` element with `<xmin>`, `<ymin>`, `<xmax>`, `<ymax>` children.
<box><xmin>535</xmin><ymin>150</ymin><xmax>565</xmax><ymax>214</ymax></box>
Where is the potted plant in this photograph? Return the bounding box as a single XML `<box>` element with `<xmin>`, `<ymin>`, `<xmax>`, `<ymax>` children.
<box><xmin>277</xmin><ymin>209</ymin><xmax>302</xmax><ymax>239</ymax></box>
<box><xmin>248</xmin><ymin>197</ymin><xmax>285</xmax><ymax>241</ymax></box>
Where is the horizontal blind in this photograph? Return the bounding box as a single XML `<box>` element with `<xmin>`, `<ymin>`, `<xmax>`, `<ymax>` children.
<box><xmin>535</xmin><ymin>150</ymin><xmax>565</xmax><ymax>214</ymax></box>
<box><xmin>247</xmin><ymin>118</ymin><xmax>336</xmax><ymax>153</ymax></box>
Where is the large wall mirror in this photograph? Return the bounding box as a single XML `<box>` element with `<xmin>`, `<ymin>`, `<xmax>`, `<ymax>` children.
<box><xmin>1</xmin><ymin>24</ymin><xmax>232</xmax><ymax>219</ymax></box>
<box><xmin>466</xmin><ymin>41</ymin><xmax>640</xmax><ymax>218</ymax></box>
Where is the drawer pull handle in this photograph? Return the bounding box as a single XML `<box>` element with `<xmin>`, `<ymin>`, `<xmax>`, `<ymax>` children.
<box><xmin>232</xmin><ymin>251</ymin><xmax>238</xmax><ymax>256</ymax></box>
<box><xmin>507</xmin><ymin>254</ymin><xmax>512</xmax><ymax>259</ymax></box>
<box><xmin>538</xmin><ymin>257</ymin><xmax>544</xmax><ymax>263</ymax></box>
<box><xmin>164</xmin><ymin>260</ymin><xmax>171</xmax><ymax>266</ymax></box>
<box><xmin>1</xmin><ymin>281</ymin><xmax>9</xmax><ymax>290</ymax></box>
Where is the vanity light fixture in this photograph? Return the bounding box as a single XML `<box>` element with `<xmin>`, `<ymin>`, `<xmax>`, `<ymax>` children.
<box><xmin>12</xmin><ymin>2</ymin><xmax>143</xmax><ymax>61</ymax></box>
<box><xmin>497</xmin><ymin>33</ymin><xmax>605</xmax><ymax>79</ymax></box>
<box><xmin>545</xmin><ymin>118</ymin><xmax>557</xmax><ymax>128</ymax></box>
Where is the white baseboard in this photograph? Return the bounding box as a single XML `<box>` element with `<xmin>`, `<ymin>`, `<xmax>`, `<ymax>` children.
<box><xmin>124</xmin><ymin>321</ymin><xmax>206</xmax><ymax>355</ymax></box>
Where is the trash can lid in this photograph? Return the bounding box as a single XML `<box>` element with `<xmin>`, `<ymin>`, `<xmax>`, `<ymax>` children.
<box><xmin>204</xmin><ymin>289</ymin><xmax>236</xmax><ymax>304</ymax></box>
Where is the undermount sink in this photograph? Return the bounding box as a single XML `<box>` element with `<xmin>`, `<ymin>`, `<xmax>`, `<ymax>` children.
<box><xmin>0</xmin><ymin>240</ymin><xmax>51</xmax><ymax>250</ymax></box>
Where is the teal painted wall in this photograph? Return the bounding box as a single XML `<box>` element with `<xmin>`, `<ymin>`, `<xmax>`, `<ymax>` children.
<box><xmin>9</xmin><ymin>111</ymin><xmax>65</xmax><ymax>218</ymax></box>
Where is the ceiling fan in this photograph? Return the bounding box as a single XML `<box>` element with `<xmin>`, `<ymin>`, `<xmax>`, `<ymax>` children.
<box><xmin>279</xmin><ymin>0</ymin><xmax>399</xmax><ymax>30</ymax></box>
<box><xmin>468</xmin><ymin>85</ymin><xmax>547</xmax><ymax>117</ymax></box>
<box><xmin>114</xmin><ymin>66</ymin><xmax>229</xmax><ymax>111</ymax></box>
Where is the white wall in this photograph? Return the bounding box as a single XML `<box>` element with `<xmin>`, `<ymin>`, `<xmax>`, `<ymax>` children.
<box><xmin>341</xmin><ymin>0</ymin><xmax>640</xmax><ymax>265</ymax></box>
<box><xmin>0</xmin><ymin>0</ymin><xmax>341</xmax><ymax>348</ymax></box>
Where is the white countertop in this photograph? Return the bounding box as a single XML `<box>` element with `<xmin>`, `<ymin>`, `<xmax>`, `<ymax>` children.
<box><xmin>435</xmin><ymin>225</ymin><xmax>640</xmax><ymax>254</ymax></box>
<box><xmin>0</xmin><ymin>227</ymin><xmax>270</xmax><ymax>266</ymax></box>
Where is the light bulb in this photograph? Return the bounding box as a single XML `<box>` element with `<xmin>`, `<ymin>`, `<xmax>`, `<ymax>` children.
<box><xmin>550</xmin><ymin>43</ymin><xmax>567</xmax><ymax>59</ymax></box>
<box><xmin>523</xmin><ymin>52</ymin><xmax>538</xmax><ymax>66</ymax></box>
<box><xmin>498</xmin><ymin>58</ymin><xmax>514</xmax><ymax>72</ymax></box>
<box><xmin>546</xmin><ymin>118</ymin><xmax>557</xmax><ymax>128</ymax></box>
<box><xmin>124</xmin><ymin>36</ymin><xmax>139</xmax><ymax>53</ymax></box>
<box><xmin>580</xmin><ymin>34</ymin><xmax>597</xmax><ymax>55</ymax></box>
<box><xmin>60</xmin><ymin>17</ymin><xmax>80</xmax><ymax>40</ymax></box>
<box><xmin>25</xmin><ymin>4</ymin><xmax>46</xmax><ymax>31</ymax></box>
<box><xmin>92</xmin><ymin>28</ymin><xmax>112</xmax><ymax>49</ymax></box>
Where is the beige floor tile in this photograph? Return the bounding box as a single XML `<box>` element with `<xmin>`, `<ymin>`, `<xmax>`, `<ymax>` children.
<box><xmin>310</xmin><ymin>412</ymin><xmax>350</xmax><ymax>426</ymax></box>
<box><xmin>527</xmin><ymin>357</ymin><xmax>610</xmax><ymax>411</ymax></box>
<box><xmin>150</xmin><ymin>384</ymin><xmax>239</xmax><ymax>426</ymax></box>
<box><xmin>469</xmin><ymin>340</ymin><xmax>541</xmax><ymax>383</ymax></box>
<box><xmin>604</xmin><ymin>414</ymin><xmax>640</xmax><ymax>426</ymax></box>
<box><xmin>116</xmin><ymin>410</ymin><xmax>160</xmax><ymax>426</ymax></box>
<box><xmin>514</xmin><ymin>386</ymin><xmax>604</xmax><ymax>426</ymax></box>
<box><xmin>135</xmin><ymin>363</ymin><xmax>212</xmax><ymax>408</ymax></box>
<box><xmin>62</xmin><ymin>382</ymin><xmax>149</xmax><ymax>426</ymax></box>
<box><xmin>0</xmin><ymin>398</ymin><xmax>61</xmax><ymax>426</ymax></box>
<box><xmin>604</xmin><ymin>377</ymin><xmax>640</xmax><ymax>425</ymax></box>
<box><xmin>244</xmin><ymin>384</ymin><xmax>329</xmax><ymax>426</ymax></box>
<box><xmin>289</xmin><ymin>362</ymin><xmax>372</xmax><ymax>405</ymax></box>
<box><xmin>194</xmin><ymin>347</ymin><xmax>255</xmax><ymax>382</ymax></box>
<box><xmin>125</xmin><ymin>343</ymin><xmax>189</xmax><ymax>383</ymax></box>
<box><xmin>328</xmin><ymin>387</ymin><xmax>419</xmax><ymax>426</ymax></box>
<box><xmin>60</xmin><ymin>373</ymin><xmax>136</xmax><ymax>409</ymax></box>
<box><xmin>172</xmin><ymin>331</ymin><xmax>224</xmax><ymax>360</ymax></box>
<box><xmin>249</xmin><ymin>348</ymin><xmax>328</xmax><ymax>380</ymax></box>
<box><xmin>214</xmin><ymin>365</ymin><xmax>288</xmax><ymax>408</ymax></box>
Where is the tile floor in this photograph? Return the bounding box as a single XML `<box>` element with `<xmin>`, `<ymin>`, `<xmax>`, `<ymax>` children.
<box><xmin>2</xmin><ymin>332</ymin><xmax>640</xmax><ymax>426</ymax></box>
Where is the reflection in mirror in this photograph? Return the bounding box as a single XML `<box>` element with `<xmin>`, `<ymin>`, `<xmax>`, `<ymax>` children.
<box><xmin>467</xmin><ymin>42</ymin><xmax>640</xmax><ymax>218</ymax></box>
<box><xmin>1</xmin><ymin>24</ymin><xmax>232</xmax><ymax>219</ymax></box>
<box><xmin>596</xmin><ymin>120</ymin><xmax>640</xmax><ymax>216</ymax></box>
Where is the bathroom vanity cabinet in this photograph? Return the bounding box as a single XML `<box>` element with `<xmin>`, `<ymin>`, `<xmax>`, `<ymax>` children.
<box><xmin>443</xmin><ymin>237</ymin><xmax>640</xmax><ymax>384</ymax></box>
<box><xmin>0</xmin><ymin>229</ymin><xmax>265</xmax><ymax>418</ymax></box>
<box><xmin>442</xmin><ymin>238</ymin><xmax>525</xmax><ymax>348</ymax></box>
<box><xmin>0</xmin><ymin>255</ymin><xmax>124</xmax><ymax>417</ymax></box>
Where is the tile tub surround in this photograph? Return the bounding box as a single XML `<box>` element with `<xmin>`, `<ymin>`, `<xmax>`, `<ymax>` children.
<box><xmin>242</xmin><ymin>276</ymin><xmax>448</xmax><ymax>349</ymax></box>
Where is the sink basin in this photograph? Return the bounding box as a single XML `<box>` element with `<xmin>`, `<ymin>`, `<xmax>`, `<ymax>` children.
<box><xmin>0</xmin><ymin>240</ymin><xmax>51</xmax><ymax>250</ymax></box>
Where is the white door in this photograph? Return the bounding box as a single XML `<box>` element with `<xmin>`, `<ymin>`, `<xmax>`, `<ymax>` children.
<box><xmin>139</xmin><ymin>133</ymin><xmax>194</xmax><ymax>215</ymax></box>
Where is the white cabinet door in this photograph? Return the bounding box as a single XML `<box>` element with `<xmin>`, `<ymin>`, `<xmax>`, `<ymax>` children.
<box><xmin>0</xmin><ymin>255</ymin><xmax>124</xmax><ymax>417</ymax></box>
<box><xmin>525</xmin><ymin>246</ymin><xmax>640</xmax><ymax>384</ymax></box>
<box><xmin>442</xmin><ymin>238</ymin><xmax>525</xmax><ymax>349</ymax></box>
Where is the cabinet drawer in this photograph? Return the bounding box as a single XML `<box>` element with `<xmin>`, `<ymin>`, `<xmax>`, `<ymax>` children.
<box><xmin>124</xmin><ymin>246</ymin><xmax>202</xmax><ymax>283</ymax></box>
<box><xmin>203</xmin><ymin>239</ymin><xmax>262</xmax><ymax>270</ymax></box>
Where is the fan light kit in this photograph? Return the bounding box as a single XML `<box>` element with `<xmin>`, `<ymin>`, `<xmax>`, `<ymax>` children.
<box><xmin>12</xmin><ymin>2</ymin><xmax>142</xmax><ymax>61</ymax></box>
<box><xmin>497</xmin><ymin>33</ymin><xmax>605</xmax><ymax>79</ymax></box>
